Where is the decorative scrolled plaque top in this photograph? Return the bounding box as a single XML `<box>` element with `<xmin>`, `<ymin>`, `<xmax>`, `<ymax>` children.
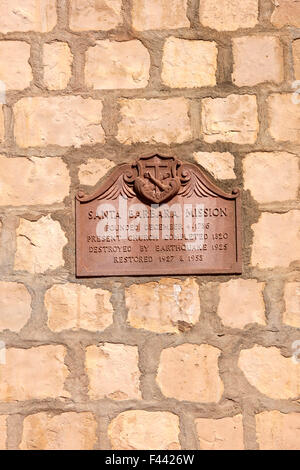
<box><xmin>76</xmin><ymin>154</ymin><xmax>242</xmax><ymax>276</ymax></box>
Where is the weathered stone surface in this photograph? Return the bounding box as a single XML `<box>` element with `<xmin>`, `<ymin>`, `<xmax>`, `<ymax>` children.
<box><xmin>14</xmin><ymin>97</ymin><xmax>104</xmax><ymax>148</ymax></box>
<box><xmin>202</xmin><ymin>95</ymin><xmax>258</xmax><ymax>144</ymax></box>
<box><xmin>0</xmin><ymin>416</ymin><xmax>7</xmax><ymax>450</ymax></box>
<box><xmin>196</xmin><ymin>415</ymin><xmax>244</xmax><ymax>450</ymax></box>
<box><xmin>217</xmin><ymin>279</ymin><xmax>266</xmax><ymax>329</ymax></box>
<box><xmin>45</xmin><ymin>283</ymin><xmax>114</xmax><ymax>332</ymax></box>
<box><xmin>157</xmin><ymin>344</ymin><xmax>224</xmax><ymax>402</ymax></box>
<box><xmin>283</xmin><ymin>282</ymin><xmax>300</xmax><ymax>328</ymax></box>
<box><xmin>0</xmin><ymin>107</ymin><xmax>3</xmax><ymax>143</ymax></box>
<box><xmin>85</xmin><ymin>40</ymin><xmax>150</xmax><ymax>89</ymax></box>
<box><xmin>85</xmin><ymin>343</ymin><xmax>141</xmax><ymax>400</ymax></box>
<box><xmin>69</xmin><ymin>0</ymin><xmax>122</xmax><ymax>31</ymax></box>
<box><xmin>0</xmin><ymin>282</ymin><xmax>31</xmax><ymax>332</ymax></box>
<box><xmin>243</xmin><ymin>152</ymin><xmax>299</xmax><ymax>204</ymax></box>
<box><xmin>162</xmin><ymin>37</ymin><xmax>217</xmax><ymax>88</ymax></box>
<box><xmin>232</xmin><ymin>36</ymin><xmax>284</xmax><ymax>86</ymax></box>
<box><xmin>193</xmin><ymin>152</ymin><xmax>235</xmax><ymax>180</ymax></box>
<box><xmin>0</xmin><ymin>346</ymin><xmax>69</xmax><ymax>401</ymax></box>
<box><xmin>132</xmin><ymin>0</ymin><xmax>189</xmax><ymax>31</ymax></box>
<box><xmin>199</xmin><ymin>0</ymin><xmax>258</xmax><ymax>31</ymax></box>
<box><xmin>271</xmin><ymin>0</ymin><xmax>300</xmax><ymax>28</ymax></box>
<box><xmin>238</xmin><ymin>345</ymin><xmax>300</xmax><ymax>399</ymax></box>
<box><xmin>20</xmin><ymin>412</ymin><xmax>97</xmax><ymax>450</ymax></box>
<box><xmin>125</xmin><ymin>278</ymin><xmax>200</xmax><ymax>333</ymax></box>
<box><xmin>268</xmin><ymin>94</ymin><xmax>300</xmax><ymax>143</ymax></box>
<box><xmin>14</xmin><ymin>216</ymin><xmax>67</xmax><ymax>273</ymax></box>
<box><xmin>43</xmin><ymin>42</ymin><xmax>72</xmax><ymax>90</ymax></box>
<box><xmin>0</xmin><ymin>156</ymin><xmax>70</xmax><ymax>206</ymax></box>
<box><xmin>251</xmin><ymin>211</ymin><xmax>300</xmax><ymax>269</ymax></box>
<box><xmin>0</xmin><ymin>0</ymin><xmax>57</xmax><ymax>33</ymax></box>
<box><xmin>108</xmin><ymin>411</ymin><xmax>180</xmax><ymax>450</ymax></box>
<box><xmin>0</xmin><ymin>41</ymin><xmax>32</xmax><ymax>90</ymax></box>
<box><xmin>117</xmin><ymin>98</ymin><xmax>192</xmax><ymax>145</ymax></box>
<box><xmin>256</xmin><ymin>411</ymin><xmax>300</xmax><ymax>450</ymax></box>
<box><xmin>78</xmin><ymin>158</ymin><xmax>115</xmax><ymax>186</ymax></box>
<box><xmin>293</xmin><ymin>40</ymin><xmax>300</xmax><ymax>79</ymax></box>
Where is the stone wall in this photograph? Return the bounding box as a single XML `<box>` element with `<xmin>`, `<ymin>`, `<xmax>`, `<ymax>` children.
<box><xmin>0</xmin><ymin>0</ymin><xmax>299</xmax><ymax>450</ymax></box>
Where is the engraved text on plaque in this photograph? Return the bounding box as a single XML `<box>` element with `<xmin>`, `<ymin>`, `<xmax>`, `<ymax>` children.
<box><xmin>76</xmin><ymin>155</ymin><xmax>242</xmax><ymax>276</ymax></box>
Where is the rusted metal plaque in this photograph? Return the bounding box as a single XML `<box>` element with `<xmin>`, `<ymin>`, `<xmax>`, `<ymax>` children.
<box><xmin>76</xmin><ymin>155</ymin><xmax>242</xmax><ymax>276</ymax></box>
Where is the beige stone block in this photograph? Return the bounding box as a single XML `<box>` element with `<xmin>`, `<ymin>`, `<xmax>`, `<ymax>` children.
<box><xmin>232</xmin><ymin>36</ymin><xmax>284</xmax><ymax>86</ymax></box>
<box><xmin>268</xmin><ymin>94</ymin><xmax>300</xmax><ymax>143</ymax></box>
<box><xmin>199</xmin><ymin>0</ymin><xmax>258</xmax><ymax>31</ymax></box>
<box><xmin>43</xmin><ymin>42</ymin><xmax>72</xmax><ymax>90</ymax></box>
<box><xmin>20</xmin><ymin>412</ymin><xmax>97</xmax><ymax>450</ymax></box>
<box><xmin>0</xmin><ymin>156</ymin><xmax>70</xmax><ymax>206</ymax></box>
<box><xmin>85</xmin><ymin>40</ymin><xmax>150</xmax><ymax>89</ymax></box>
<box><xmin>0</xmin><ymin>346</ymin><xmax>69</xmax><ymax>401</ymax></box>
<box><xmin>117</xmin><ymin>98</ymin><xmax>192</xmax><ymax>145</ymax></box>
<box><xmin>14</xmin><ymin>96</ymin><xmax>104</xmax><ymax>148</ymax></box>
<box><xmin>293</xmin><ymin>40</ymin><xmax>300</xmax><ymax>79</ymax></box>
<box><xmin>283</xmin><ymin>282</ymin><xmax>300</xmax><ymax>328</ymax></box>
<box><xmin>238</xmin><ymin>345</ymin><xmax>300</xmax><ymax>399</ymax></box>
<box><xmin>125</xmin><ymin>278</ymin><xmax>200</xmax><ymax>333</ymax></box>
<box><xmin>157</xmin><ymin>344</ymin><xmax>224</xmax><ymax>402</ymax></box>
<box><xmin>108</xmin><ymin>410</ymin><xmax>180</xmax><ymax>450</ymax></box>
<box><xmin>0</xmin><ymin>416</ymin><xmax>7</xmax><ymax>450</ymax></box>
<box><xmin>45</xmin><ymin>283</ymin><xmax>113</xmax><ymax>332</ymax></box>
<box><xmin>14</xmin><ymin>216</ymin><xmax>67</xmax><ymax>273</ymax></box>
<box><xmin>251</xmin><ymin>211</ymin><xmax>300</xmax><ymax>269</ymax></box>
<box><xmin>78</xmin><ymin>158</ymin><xmax>115</xmax><ymax>186</ymax></box>
<box><xmin>243</xmin><ymin>152</ymin><xmax>299</xmax><ymax>204</ymax></box>
<box><xmin>193</xmin><ymin>152</ymin><xmax>235</xmax><ymax>180</ymax></box>
<box><xmin>85</xmin><ymin>343</ymin><xmax>141</xmax><ymax>400</ymax></box>
<box><xmin>0</xmin><ymin>282</ymin><xmax>31</xmax><ymax>332</ymax></box>
<box><xmin>132</xmin><ymin>0</ymin><xmax>189</xmax><ymax>31</ymax></box>
<box><xmin>271</xmin><ymin>0</ymin><xmax>300</xmax><ymax>28</ymax></box>
<box><xmin>0</xmin><ymin>106</ymin><xmax>5</xmax><ymax>143</ymax></box>
<box><xmin>162</xmin><ymin>37</ymin><xmax>217</xmax><ymax>88</ymax></box>
<box><xmin>69</xmin><ymin>0</ymin><xmax>122</xmax><ymax>31</ymax></box>
<box><xmin>0</xmin><ymin>41</ymin><xmax>32</xmax><ymax>90</ymax></box>
<box><xmin>196</xmin><ymin>415</ymin><xmax>244</xmax><ymax>450</ymax></box>
<box><xmin>0</xmin><ymin>0</ymin><xmax>57</xmax><ymax>33</ymax></box>
<box><xmin>202</xmin><ymin>94</ymin><xmax>258</xmax><ymax>144</ymax></box>
<box><xmin>256</xmin><ymin>411</ymin><xmax>300</xmax><ymax>450</ymax></box>
<box><xmin>217</xmin><ymin>279</ymin><xmax>266</xmax><ymax>329</ymax></box>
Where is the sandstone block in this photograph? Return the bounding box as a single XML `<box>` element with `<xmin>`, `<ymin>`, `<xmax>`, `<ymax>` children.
<box><xmin>20</xmin><ymin>412</ymin><xmax>97</xmax><ymax>450</ymax></box>
<box><xmin>202</xmin><ymin>95</ymin><xmax>258</xmax><ymax>144</ymax></box>
<box><xmin>132</xmin><ymin>0</ymin><xmax>189</xmax><ymax>31</ymax></box>
<box><xmin>0</xmin><ymin>282</ymin><xmax>31</xmax><ymax>332</ymax></box>
<box><xmin>117</xmin><ymin>98</ymin><xmax>192</xmax><ymax>145</ymax></box>
<box><xmin>0</xmin><ymin>345</ymin><xmax>69</xmax><ymax>401</ymax></box>
<box><xmin>0</xmin><ymin>156</ymin><xmax>70</xmax><ymax>206</ymax></box>
<box><xmin>85</xmin><ymin>40</ymin><xmax>150</xmax><ymax>89</ymax></box>
<box><xmin>157</xmin><ymin>343</ymin><xmax>224</xmax><ymax>402</ymax></box>
<box><xmin>251</xmin><ymin>211</ymin><xmax>300</xmax><ymax>269</ymax></box>
<box><xmin>162</xmin><ymin>37</ymin><xmax>217</xmax><ymax>88</ymax></box>
<box><xmin>108</xmin><ymin>410</ymin><xmax>180</xmax><ymax>450</ymax></box>
<box><xmin>125</xmin><ymin>278</ymin><xmax>200</xmax><ymax>333</ymax></box>
<box><xmin>217</xmin><ymin>279</ymin><xmax>266</xmax><ymax>329</ymax></box>
<box><xmin>85</xmin><ymin>343</ymin><xmax>141</xmax><ymax>400</ymax></box>
<box><xmin>14</xmin><ymin>97</ymin><xmax>104</xmax><ymax>148</ymax></box>
<box><xmin>45</xmin><ymin>283</ymin><xmax>114</xmax><ymax>332</ymax></box>
<box><xmin>243</xmin><ymin>152</ymin><xmax>299</xmax><ymax>204</ymax></box>
<box><xmin>238</xmin><ymin>345</ymin><xmax>300</xmax><ymax>399</ymax></box>
<box><xmin>14</xmin><ymin>216</ymin><xmax>67</xmax><ymax>273</ymax></box>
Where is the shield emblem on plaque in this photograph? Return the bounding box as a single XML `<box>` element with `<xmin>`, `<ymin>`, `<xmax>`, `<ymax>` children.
<box><xmin>133</xmin><ymin>155</ymin><xmax>181</xmax><ymax>204</ymax></box>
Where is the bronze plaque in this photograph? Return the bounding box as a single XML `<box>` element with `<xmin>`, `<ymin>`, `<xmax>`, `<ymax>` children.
<box><xmin>76</xmin><ymin>155</ymin><xmax>242</xmax><ymax>277</ymax></box>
